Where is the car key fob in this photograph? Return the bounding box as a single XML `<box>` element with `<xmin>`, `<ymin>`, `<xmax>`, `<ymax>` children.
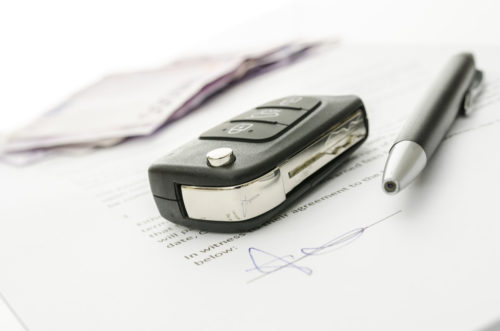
<box><xmin>149</xmin><ymin>95</ymin><xmax>369</xmax><ymax>232</ymax></box>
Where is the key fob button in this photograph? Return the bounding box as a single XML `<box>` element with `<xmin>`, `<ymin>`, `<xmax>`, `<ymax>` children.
<box><xmin>230</xmin><ymin>108</ymin><xmax>308</xmax><ymax>125</ymax></box>
<box><xmin>257</xmin><ymin>96</ymin><xmax>320</xmax><ymax>111</ymax></box>
<box><xmin>206</xmin><ymin>147</ymin><xmax>234</xmax><ymax>167</ymax></box>
<box><xmin>200</xmin><ymin>121</ymin><xmax>287</xmax><ymax>141</ymax></box>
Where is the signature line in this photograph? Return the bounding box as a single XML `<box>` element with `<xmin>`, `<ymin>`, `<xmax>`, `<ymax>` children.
<box><xmin>246</xmin><ymin>210</ymin><xmax>402</xmax><ymax>284</ymax></box>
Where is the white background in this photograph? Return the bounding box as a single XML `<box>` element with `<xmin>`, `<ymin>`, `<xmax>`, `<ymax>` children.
<box><xmin>1</xmin><ymin>0</ymin><xmax>499</xmax><ymax>134</ymax></box>
<box><xmin>1</xmin><ymin>0</ymin><xmax>500</xmax><ymax>329</ymax></box>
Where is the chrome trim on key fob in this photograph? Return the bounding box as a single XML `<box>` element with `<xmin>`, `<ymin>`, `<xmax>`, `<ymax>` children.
<box><xmin>181</xmin><ymin>111</ymin><xmax>366</xmax><ymax>222</ymax></box>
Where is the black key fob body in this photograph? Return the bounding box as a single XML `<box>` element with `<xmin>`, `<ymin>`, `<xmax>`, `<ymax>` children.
<box><xmin>149</xmin><ymin>95</ymin><xmax>369</xmax><ymax>232</ymax></box>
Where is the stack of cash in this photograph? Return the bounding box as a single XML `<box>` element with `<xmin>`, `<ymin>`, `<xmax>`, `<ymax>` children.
<box><xmin>0</xmin><ymin>41</ymin><xmax>326</xmax><ymax>165</ymax></box>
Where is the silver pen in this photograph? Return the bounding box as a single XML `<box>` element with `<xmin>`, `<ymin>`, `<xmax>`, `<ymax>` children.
<box><xmin>382</xmin><ymin>53</ymin><xmax>483</xmax><ymax>194</ymax></box>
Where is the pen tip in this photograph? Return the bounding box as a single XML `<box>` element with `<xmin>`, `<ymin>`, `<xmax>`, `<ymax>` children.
<box><xmin>382</xmin><ymin>140</ymin><xmax>427</xmax><ymax>195</ymax></box>
<box><xmin>383</xmin><ymin>180</ymin><xmax>399</xmax><ymax>194</ymax></box>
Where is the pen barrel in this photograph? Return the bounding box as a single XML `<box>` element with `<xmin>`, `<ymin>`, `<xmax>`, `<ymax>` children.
<box><xmin>395</xmin><ymin>53</ymin><xmax>477</xmax><ymax>158</ymax></box>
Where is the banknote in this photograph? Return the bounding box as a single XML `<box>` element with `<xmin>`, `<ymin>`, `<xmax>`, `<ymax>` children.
<box><xmin>1</xmin><ymin>40</ymin><xmax>327</xmax><ymax>165</ymax></box>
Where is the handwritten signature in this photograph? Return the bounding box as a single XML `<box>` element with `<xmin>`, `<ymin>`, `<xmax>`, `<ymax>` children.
<box><xmin>246</xmin><ymin>210</ymin><xmax>401</xmax><ymax>283</ymax></box>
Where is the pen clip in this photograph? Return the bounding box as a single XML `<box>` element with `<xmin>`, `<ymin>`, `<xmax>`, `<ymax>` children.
<box><xmin>462</xmin><ymin>69</ymin><xmax>483</xmax><ymax>116</ymax></box>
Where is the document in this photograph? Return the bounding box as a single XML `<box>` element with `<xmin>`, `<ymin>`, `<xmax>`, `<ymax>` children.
<box><xmin>1</xmin><ymin>44</ymin><xmax>500</xmax><ymax>331</ymax></box>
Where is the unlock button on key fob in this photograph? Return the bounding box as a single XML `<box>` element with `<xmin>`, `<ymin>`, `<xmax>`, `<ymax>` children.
<box><xmin>231</xmin><ymin>108</ymin><xmax>308</xmax><ymax>125</ymax></box>
<box><xmin>256</xmin><ymin>96</ymin><xmax>320</xmax><ymax>110</ymax></box>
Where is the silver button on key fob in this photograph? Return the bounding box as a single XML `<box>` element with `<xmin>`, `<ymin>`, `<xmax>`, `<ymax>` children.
<box><xmin>149</xmin><ymin>95</ymin><xmax>369</xmax><ymax>232</ymax></box>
